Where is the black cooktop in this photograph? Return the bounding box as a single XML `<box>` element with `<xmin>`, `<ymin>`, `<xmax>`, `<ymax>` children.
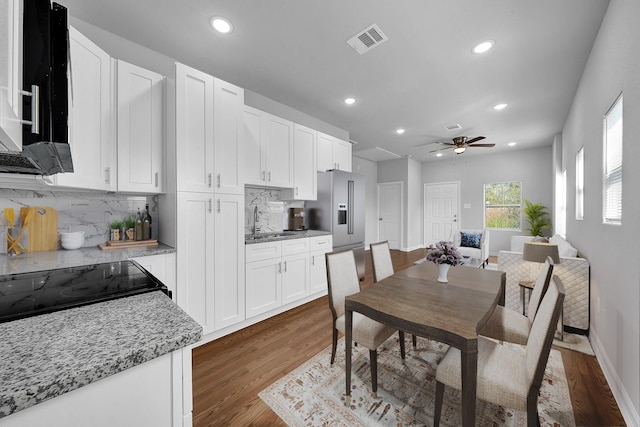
<box><xmin>0</xmin><ymin>260</ymin><xmax>171</xmax><ymax>323</ymax></box>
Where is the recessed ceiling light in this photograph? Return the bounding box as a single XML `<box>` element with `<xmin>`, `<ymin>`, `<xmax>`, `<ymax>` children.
<box><xmin>472</xmin><ymin>40</ymin><xmax>495</xmax><ymax>54</ymax></box>
<box><xmin>344</xmin><ymin>97</ymin><xmax>356</xmax><ymax>105</ymax></box>
<box><xmin>436</xmin><ymin>153</ymin><xmax>444</xmax><ymax>157</ymax></box>
<box><xmin>396</xmin><ymin>128</ymin><xmax>405</xmax><ymax>135</ymax></box>
<box><xmin>493</xmin><ymin>103</ymin><xmax>508</xmax><ymax>110</ymax></box>
<box><xmin>508</xmin><ymin>142</ymin><xmax>517</xmax><ymax>146</ymax></box>
<box><xmin>210</xmin><ymin>17</ymin><xmax>233</xmax><ymax>34</ymax></box>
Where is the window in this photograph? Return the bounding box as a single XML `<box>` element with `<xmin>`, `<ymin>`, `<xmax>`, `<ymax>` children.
<box><xmin>575</xmin><ymin>147</ymin><xmax>584</xmax><ymax>220</ymax></box>
<box><xmin>603</xmin><ymin>95</ymin><xmax>623</xmax><ymax>225</ymax></box>
<box><xmin>484</xmin><ymin>181</ymin><xmax>521</xmax><ymax>229</ymax></box>
<box><xmin>556</xmin><ymin>169</ymin><xmax>567</xmax><ymax>236</ymax></box>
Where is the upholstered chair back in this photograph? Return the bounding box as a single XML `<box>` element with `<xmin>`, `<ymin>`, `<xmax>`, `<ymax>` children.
<box><xmin>370</xmin><ymin>241</ymin><xmax>394</xmax><ymax>282</ymax></box>
<box><xmin>326</xmin><ymin>250</ymin><xmax>360</xmax><ymax>319</ymax></box>
<box><xmin>526</xmin><ymin>275</ymin><xmax>565</xmax><ymax>389</ymax></box>
<box><xmin>527</xmin><ymin>257</ymin><xmax>555</xmax><ymax>322</ymax></box>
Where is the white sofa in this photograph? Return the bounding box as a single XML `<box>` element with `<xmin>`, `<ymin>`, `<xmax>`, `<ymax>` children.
<box><xmin>451</xmin><ymin>229</ymin><xmax>490</xmax><ymax>266</ymax></box>
<box><xmin>498</xmin><ymin>234</ymin><xmax>590</xmax><ymax>334</ymax></box>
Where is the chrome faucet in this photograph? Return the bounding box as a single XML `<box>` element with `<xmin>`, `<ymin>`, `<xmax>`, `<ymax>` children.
<box><xmin>252</xmin><ymin>206</ymin><xmax>261</xmax><ymax>235</ymax></box>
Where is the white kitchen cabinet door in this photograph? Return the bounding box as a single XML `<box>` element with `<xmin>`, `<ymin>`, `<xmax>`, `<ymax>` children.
<box><xmin>281</xmin><ymin>252</ymin><xmax>309</xmax><ymax>305</ymax></box>
<box><xmin>317</xmin><ymin>132</ymin><xmax>334</xmax><ymax>172</ymax></box>
<box><xmin>213</xmin><ymin>194</ymin><xmax>245</xmax><ymax>330</ymax></box>
<box><xmin>242</xmin><ymin>106</ymin><xmax>293</xmax><ymax>188</ymax></box>
<box><xmin>333</xmin><ymin>138</ymin><xmax>352</xmax><ymax>172</ymax></box>
<box><xmin>177</xmin><ymin>192</ymin><xmax>215</xmax><ymax>335</ymax></box>
<box><xmin>55</xmin><ymin>27</ymin><xmax>115</xmax><ymax>191</ymax></box>
<box><xmin>175</xmin><ymin>63</ymin><xmax>214</xmax><ymax>193</ymax></box>
<box><xmin>245</xmin><ymin>257</ymin><xmax>281</xmax><ymax>318</ymax></box>
<box><xmin>282</xmin><ymin>124</ymin><xmax>316</xmax><ymax>200</ymax></box>
<box><xmin>309</xmin><ymin>235</ymin><xmax>332</xmax><ymax>295</ymax></box>
<box><xmin>0</xmin><ymin>0</ymin><xmax>23</xmax><ymax>152</ymax></box>
<box><xmin>264</xmin><ymin>113</ymin><xmax>294</xmax><ymax>187</ymax></box>
<box><xmin>130</xmin><ymin>253</ymin><xmax>176</xmax><ymax>297</ymax></box>
<box><xmin>117</xmin><ymin>60</ymin><xmax>164</xmax><ymax>193</ymax></box>
<box><xmin>212</xmin><ymin>78</ymin><xmax>244</xmax><ymax>195</ymax></box>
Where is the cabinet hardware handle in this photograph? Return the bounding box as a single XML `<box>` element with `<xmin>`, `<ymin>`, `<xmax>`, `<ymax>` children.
<box><xmin>262</xmin><ymin>171</ymin><xmax>265</xmax><ymax>181</ymax></box>
<box><xmin>284</xmin><ymin>261</ymin><xmax>287</xmax><ymax>272</ymax></box>
<box><xmin>312</xmin><ymin>255</ymin><xmax>315</xmax><ymax>266</ymax></box>
<box><xmin>217</xmin><ymin>199</ymin><xmax>221</xmax><ymax>213</ymax></box>
<box><xmin>278</xmin><ymin>262</ymin><xmax>282</xmax><ymax>273</ymax></box>
<box><xmin>208</xmin><ymin>173</ymin><xmax>212</xmax><ymax>187</ymax></box>
<box><xmin>208</xmin><ymin>199</ymin><xmax>212</xmax><ymax>213</ymax></box>
<box><xmin>295</xmin><ymin>186</ymin><xmax>298</xmax><ymax>195</ymax></box>
<box><xmin>154</xmin><ymin>172</ymin><xmax>159</xmax><ymax>188</ymax></box>
<box><xmin>268</xmin><ymin>171</ymin><xmax>271</xmax><ymax>182</ymax></box>
<box><xmin>105</xmin><ymin>167</ymin><xmax>110</xmax><ymax>184</ymax></box>
<box><xmin>19</xmin><ymin>85</ymin><xmax>40</xmax><ymax>134</ymax></box>
<box><xmin>217</xmin><ymin>174</ymin><xmax>221</xmax><ymax>188</ymax></box>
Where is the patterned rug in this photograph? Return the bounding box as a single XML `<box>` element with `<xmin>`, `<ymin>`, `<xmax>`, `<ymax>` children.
<box><xmin>260</xmin><ymin>336</ymin><xmax>575</xmax><ymax>426</ymax></box>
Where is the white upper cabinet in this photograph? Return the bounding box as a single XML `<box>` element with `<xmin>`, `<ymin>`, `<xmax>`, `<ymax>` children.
<box><xmin>243</xmin><ymin>105</ymin><xmax>293</xmax><ymax>188</ymax></box>
<box><xmin>0</xmin><ymin>0</ymin><xmax>23</xmax><ymax>152</ymax></box>
<box><xmin>317</xmin><ymin>132</ymin><xmax>351</xmax><ymax>172</ymax></box>
<box><xmin>175</xmin><ymin>63</ymin><xmax>244</xmax><ymax>195</ymax></box>
<box><xmin>175</xmin><ymin>63</ymin><xmax>214</xmax><ymax>193</ymax></box>
<box><xmin>55</xmin><ymin>27</ymin><xmax>116</xmax><ymax>191</ymax></box>
<box><xmin>282</xmin><ymin>123</ymin><xmax>317</xmax><ymax>200</ymax></box>
<box><xmin>116</xmin><ymin>60</ymin><xmax>164</xmax><ymax>193</ymax></box>
<box><xmin>212</xmin><ymin>78</ymin><xmax>244</xmax><ymax>195</ymax></box>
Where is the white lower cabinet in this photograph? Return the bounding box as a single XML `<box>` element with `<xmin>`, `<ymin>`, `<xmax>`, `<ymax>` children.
<box><xmin>309</xmin><ymin>235</ymin><xmax>332</xmax><ymax>294</ymax></box>
<box><xmin>245</xmin><ymin>235</ymin><xmax>331</xmax><ymax>320</ymax></box>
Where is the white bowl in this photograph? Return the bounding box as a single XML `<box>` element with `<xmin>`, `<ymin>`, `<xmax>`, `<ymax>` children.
<box><xmin>60</xmin><ymin>231</ymin><xmax>85</xmax><ymax>239</ymax></box>
<box><xmin>61</xmin><ymin>240</ymin><xmax>83</xmax><ymax>250</ymax></box>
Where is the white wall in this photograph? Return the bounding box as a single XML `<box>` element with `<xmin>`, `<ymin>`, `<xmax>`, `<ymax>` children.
<box><xmin>352</xmin><ymin>156</ymin><xmax>378</xmax><ymax>248</ymax></box>
<box><xmin>421</xmin><ymin>146</ymin><xmax>553</xmax><ymax>253</ymax></box>
<box><xmin>561</xmin><ymin>0</ymin><xmax>640</xmax><ymax>423</ymax></box>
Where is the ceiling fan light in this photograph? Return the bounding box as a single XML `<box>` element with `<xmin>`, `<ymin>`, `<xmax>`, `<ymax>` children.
<box><xmin>453</xmin><ymin>146</ymin><xmax>467</xmax><ymax>154</ymax></box>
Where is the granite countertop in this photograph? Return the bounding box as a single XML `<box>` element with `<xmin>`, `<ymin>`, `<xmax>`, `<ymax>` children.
<box><xmin>0</xmin><ymin>243</ymin><xmax>175</xmax><ymax>276</ymax></box>
<box><xmin>245</xmin><ymin>229</ymin><xmax>331</xmax><ymax>244</ymax></box>
<box><xmin>0</xmin><ymin>291</ymin><xmax>202</xmax><ymax>418</ymax></box>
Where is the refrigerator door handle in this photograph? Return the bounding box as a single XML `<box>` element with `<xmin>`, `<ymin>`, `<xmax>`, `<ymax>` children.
<box><xmin>348</xmin><ymin>180</ymin><xmax>354</xmax><ymax>235</ymax></box>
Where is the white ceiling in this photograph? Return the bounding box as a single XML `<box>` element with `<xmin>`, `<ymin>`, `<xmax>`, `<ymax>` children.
<box><xmin>60</xmin><ymin>0</ymin><xmax>609</xmax><ymax>162</ymax></box>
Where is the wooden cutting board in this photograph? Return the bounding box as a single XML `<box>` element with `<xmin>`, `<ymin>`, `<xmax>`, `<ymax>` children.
<box><xmin>21</xmin><ymin>206</ymin><xmax>58</xmax><ymax>252</ymax></box>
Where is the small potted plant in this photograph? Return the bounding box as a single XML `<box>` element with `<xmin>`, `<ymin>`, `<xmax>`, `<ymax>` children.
<box><xmin>123</xmin><ymin>216</ymin><xmax>136</xmax><ymax>240</ymax></box>
<box><xmin>109</xmin><ymin>219</ymin><xmax>123</xmax><ymax>241</ymax></box>
<box><xmin>523</xmin><ymin>199</ymin><xmax>552</xmax><ymax>237</ymax></box>
<box><xmin>426</xmin><ymin>240</ymin><xmax>463</xmax><ymax>283</ymax></box>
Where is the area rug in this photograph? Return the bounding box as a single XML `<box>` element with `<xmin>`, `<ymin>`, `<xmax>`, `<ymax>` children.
<box><xmin>259</xmin><ymin>336</ymin><xmax>575</xmax><ymax>426</ymax></box>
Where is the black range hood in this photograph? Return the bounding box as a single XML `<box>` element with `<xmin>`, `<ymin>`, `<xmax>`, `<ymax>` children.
<box><xmin>0</xmin><ymin>0</ymin><xmax>72</xmax><ymax>175</ymax></box>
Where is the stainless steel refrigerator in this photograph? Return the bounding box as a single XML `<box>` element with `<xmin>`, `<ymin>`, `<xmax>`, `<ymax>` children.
<box><xmin>305</xmin><ymin>170</ymin><xmax>366</xmax><ymax>280</ymax></box>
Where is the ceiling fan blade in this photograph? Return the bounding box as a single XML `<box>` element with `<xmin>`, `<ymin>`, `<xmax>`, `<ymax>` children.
<box><xmin>436</xmin><ymin>141</ymin><xmax>456</xmax><ymax>146</ymax></box>
<box><xmin>468</xmin><ymin>143</ymin><xmax>495</xmax><ymax>148</ymax></box>
<box><xmin>465</xmin><ymin>136</ymin><xmax>486</xmax><ymax>144</ymax></box>
<box><xmin>428</xmin><ymin>146</ymin><xmax>452</xmax><ymax>153</ymax></box>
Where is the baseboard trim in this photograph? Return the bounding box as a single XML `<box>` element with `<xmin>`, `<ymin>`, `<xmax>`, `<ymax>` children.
<box><xmin>590</xmin><ymin>327</ymin><xmax>640</xmax><ymax>426</ymax></box>
<box><xmin>401</xmin><ymin>244</ymin><xmax>424</xmax><ymax>252</ymax></box>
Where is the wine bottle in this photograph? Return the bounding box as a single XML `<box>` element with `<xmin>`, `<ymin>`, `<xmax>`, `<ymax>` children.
<box><xmin>135</xmin><ymin>209</ymin><xmax>143</xmax><ymax>241</ymax></box>
<box><xmin>142</xmin><ymin>207</ymin><xmax>151</xmax><ymax>240</ymax></box>
<box><xmin>145</xmin><ymin>203</ymin><xmax>152</xmax><ymax>239</ymax></box>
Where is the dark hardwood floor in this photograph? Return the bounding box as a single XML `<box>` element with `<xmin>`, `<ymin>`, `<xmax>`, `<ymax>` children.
<box><xmin>192</xmin><ymin>249</ymin><xmax>626</xmax><ymax>426</ymax></box>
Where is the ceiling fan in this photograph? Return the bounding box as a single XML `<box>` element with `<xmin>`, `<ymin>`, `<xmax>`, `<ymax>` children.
<box><xmin>429</xmin><ymin>136</ymin><xmax>495</xmax><ymax>154</ymax></box>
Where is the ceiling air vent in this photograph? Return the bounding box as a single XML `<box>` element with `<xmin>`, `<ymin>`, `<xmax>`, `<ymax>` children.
<box><xmin>444</xmin><ymin>124</ymin><xmax>462</xmax><ymax>131</ymax></box>
<box><xmin>347</xmin><ymin>24</ymin><xmax>388</xmax><ymax>55</ymax></box>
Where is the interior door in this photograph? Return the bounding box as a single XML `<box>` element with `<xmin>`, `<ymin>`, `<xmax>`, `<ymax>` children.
<box><xmin>377</xmin><ymin>182</ymin><xmax>402</xmax><ymax>250</ymax></box>
<box><xmin>424</xmin><ymin>182</ymin><xmax>460</xmax><ymax>246</ymax></box>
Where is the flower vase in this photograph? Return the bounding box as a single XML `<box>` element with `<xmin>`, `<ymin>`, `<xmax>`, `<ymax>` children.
<box><xmin>437</xmin><ymin>263</ymin><xmax>450</xmax><ymax>283</ymax></box>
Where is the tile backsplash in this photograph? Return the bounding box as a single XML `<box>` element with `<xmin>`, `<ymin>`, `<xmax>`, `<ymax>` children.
<box><xmin>244</xmin><ymin>187</ymin><xmax>304</xmax><ymax>234</ymax></box>
<box><xmin>0</xmin><ymin>189</ymin><xmax>156</xmax><ymax>248</ymax></box>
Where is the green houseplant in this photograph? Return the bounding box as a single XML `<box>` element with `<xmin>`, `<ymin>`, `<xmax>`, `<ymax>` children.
<box><xmin>523</xmin><ymin>199</ymin><xmax>552</xmax><ymax>236</ymax></box>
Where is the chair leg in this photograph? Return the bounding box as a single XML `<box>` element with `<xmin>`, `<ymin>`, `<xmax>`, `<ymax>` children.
<box><xmin>330</xmin><ymin>326</ymin><xmax>338</xmax><ymax>365</ymax></box>
<box><xmin>434</xmin><ymin>380</ymin><xmax>444</xmax><ymax>427</ymax></box>
<box><xmin>369</xmin><ymin>349</ymin><xmax>378</xmax><ymax>393</ymax></box>
<box><xmin>398</xmin><ymin>330</ymin><xmax>406</xmax><ymax>359</ymax></box>
<box><xmin>527</xmin><ymin>392</ymin><xmax>540</xmax><ymax>427</ymax></box>
<box><xmin>412</xmin><ymin>334</ymin><xmax>417</xmax><ymax>348</ymax></box>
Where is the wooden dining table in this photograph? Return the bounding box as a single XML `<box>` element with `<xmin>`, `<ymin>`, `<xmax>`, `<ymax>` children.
<box><xmin>344</xmin><ymin>261</ymin><xmax>505</xmax><ymax>427</ymax></box>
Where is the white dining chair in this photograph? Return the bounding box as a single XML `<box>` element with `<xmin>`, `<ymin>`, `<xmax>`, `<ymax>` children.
<box><xmin>326</xmin><ymin>249</ymin><xmax>405</xmax><ymax>393</ymax></box>
<box><xmin>479</xmin><ymin>257</ymin><xmax>554</xmax><ymax>345</ymax></box>
<box><xmin>434</xmin><ymin>275</ymin><xmax>565</xmax><ymax>427</ymax></box>
<box><xmin>370</xmin><ymin>240</ymin><xmax>417</xmax><ymax>348</ymax></box>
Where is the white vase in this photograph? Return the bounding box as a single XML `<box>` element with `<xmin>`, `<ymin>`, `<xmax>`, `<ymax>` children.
<box><xmin>437</xmin><ymin>263</ymin><xmax>450</xmax><ymax>283</ymax></box>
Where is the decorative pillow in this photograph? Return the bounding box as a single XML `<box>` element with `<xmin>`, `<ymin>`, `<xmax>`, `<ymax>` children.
<box><xmin>460</xmin><ymin>232</ymin><xmax>482</xmax><ymax>249</ymax></box>
<box><xmin>549</xmin><ymin>234</ymin><xmax>579</xmax><ymax>258</ymax></box>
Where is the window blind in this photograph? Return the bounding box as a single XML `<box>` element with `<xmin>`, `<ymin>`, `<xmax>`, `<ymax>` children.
<box><xmin>603</xmin><ymin>95</ymin><xmax>623</xmax><ymax>224</ymax></box>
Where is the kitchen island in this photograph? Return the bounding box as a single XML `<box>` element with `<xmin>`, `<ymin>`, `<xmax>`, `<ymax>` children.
<box><xmin>0</xmin><ymin>244</ymin><xmax>201</xmax><ymax>426</ymax></box>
